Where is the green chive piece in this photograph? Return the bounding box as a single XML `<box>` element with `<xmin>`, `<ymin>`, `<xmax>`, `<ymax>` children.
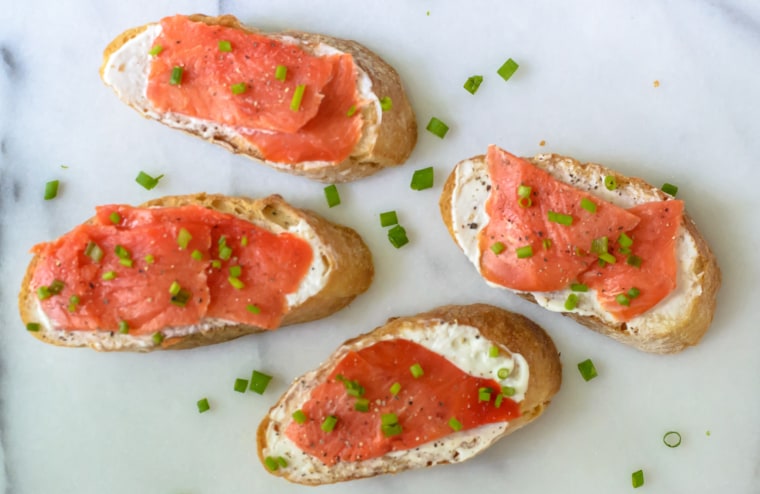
<box><xmin>661</xmin><ymin>183</ymin><xmax>679</xmax><ymax>196</ymax></box>
<box><xmin>380</xmin><ymin>413</ymin><xmax>402</xmax><ymax>437</ymax></box>
<box><xmin>497</xmin><ymin>367</ymin><xmax>510</xmax><ymax>379</ymax></box>
<box><xmin>26</xmin><ymin>322</ymin><xmax>40</xmax><ymax>332</ymax></box>
<box><xmin>290</xmin><ymin>84</ymin><xmax>306</xmax><ymax>111</ymax></box>
<box><xmin>264</xmin><ymin>456</ymin><xmax>279</xmax><ymax>471</ymax></box>
<box><xmin>346</xmin><ymin>104</ymin><xmax>357</xmax><ymax>117</ymax></box>
<box><xmin>275</xmin><ymin>64</ymin><xmax>287</xmax><ymax>81</ymax></box>
<box><xmin>604</xmin><ymin>175</ymin><xmax>618</xmax><ymax>191</ymax></box>
<box><xmin>478</xmin><ymin>387</ymin><xmax>492</xmax><ymax>402</ymax></box>
<box><xmin>618</xmin><ymin>232</ymin><xmax>633</xmax><ymax>248</ymax></box>
<box><xmin>67</xmin><ymin>295</ymin><xmax>80</xmax><ymax>312</ymax></box>
<box><xmin>501</xmin><ymin>385</ymin><xmax>516</xmax><ymax>396</ymax></box>
<box><xmin>234</xmin><ymin>378</ymin><xmax>249</xmax><ymax>393</ymax></box>
<box><xmin>489</xmin><ymin>345</ymin><xmax>499</xmax><ymax>358</ymax></box>
<box><xmin>250</xmin><ymin>370</ymin><xmax>273</xmax><ymax>395</ymax></box>
<box><xmin>564</xmin><ymin>293</ymin><xmax>579</xmax><ymax>311</ymax></box>
<box><xmin>191</xmin><ymin>249</ymin><xmax>203</xmax><ymax>261</ymax></box>
<box><xmin>228</xmin><ymin>277</ymin><xmax>244</xmax><ymax>289</ymax></box>
<box><xmin>240</xmin><ymin>236</ymin><xmax>248</xmax><ymax>247</ymax></box>
<box><xmin>135</xmin><ymin>171</ymin><xmax>164</xmax><ymax>190</ymax></box>
<box><xmin>152</xmin><ymin>332</ymin><xmax>164</xmax><ymax>345</ymax></box>
<box><xmin>354</xmin><ymin>398</ymin><xmax>370</xmax><ymax>412</ymax></box>
<box><xmin>231</xmin><ymin>82</ymin><xmax>247</xmax><ymax>95</ymax></box>
<box><xmin>599</xmin><ymin>252</ymin><xmax>617</xmax><ymax>264</ymax></box>
<box><xmin>102</xmin><ymin>271</ymin><xmax>117</xmax><ymax>281</ymax></box>
<box><xmin>616</xmin><ymin>293</ymin><xmax>631</xmax><ymax>306</ymax></box>
<box><xmin>118</xmin><ymin>320</ymin><xmax>129</xmax><ymax>334</ymax></box>
<box><xmin>321</xmin><ymin>415</ymin><xmax>337</xmax><ymax>433</ymax></box>
<box><xmin>516</xmin><ymin>245</ymin><xmax>533</xmax><ymax>259</ymax></box>
<box><xmin>324</xmin><ymin>184</ymin><xmax>340</xmax><ymax>208</ymax></box>
<box><xmin>448</xmin><ymin>417</ymin><xmax>463</xmax><ymax>431</ymax></box>
<box><xmin>277</xmin><ymin>457</ymin><xmax>288</xmax><ymax>468</ymax></box>
<box><xmin>169</xmin><ymin>66</ymin><xmax>184</xmax><ymax>85</ymax></box>
<box><xmin>497</xmin><ymin>58</ymin><xmax>519</xmax><ymax>81</ymax></box>
<box><xmin>580</xmin><ymin>197</ymin><xmax>597</xmax><ymax>213</ymax></box>
<box><xmin>380</xmin><ymin>96</ymin><xmax>392</xmax><ymax>111</ymax></box>
<box><xmin>379</xmin><ymin>210</ymin><xmax>398</xmax><ymax>227</ymax></box>
<box><xmin>109</xmin><ymin>211</ymin><xmax>122</xmax><ymax>224</ymax></box>
<box><xmin>410</xmin><ymin>166</ymin><xmax>434</xmax><ymax>191</ymax></box>
<box><xmin>44</xmin><ymin>180</ymin><xmax>59</xmax><ymax>200</ymax></box>
<box><xmin>229</xmin><ymin>265</ymin><xmax>242</xmax><ymax>278</ymax></box>
<box><xmin>491</xmin><ymin>241</ymin><xmax>506</xmax><ymax>255</ymax></box>
<box><xmin>426</xmin><ymin>117</ymin><xmax>449</xmax><ymax>138</ymax></box>
<box><xmin>547</xmin><ymin>210</ymin><xmax>573</xmax><ymax>226</ymax></box>
<box><xmin>292</xmin><ymin>409</ymin><xmax>308</xmax><ymax>424</ymax></box>
<box><xmin>517</xmin><ymin>184</ymin><xmax>532</xmax><ymax>198</ymax></box>
<box><xmin>628</xmin><ymin>287</ymin><xmax>641</xmax><ymax>299</ymax></box>
<box><xmin>114</xmin><ymin>244</ymin><xmax>130</xmax><ymax>259</ymax></box>
<box><xmin>218</xmin><ymin>40</ymin><xmax>232</xmax><ymax>52</ymax></box>
<box><xmin>627</xmin><ymin>254</ymin><xmax>642</xmax><ymax>268</ymax></box>
<box><xmin>149</xmin><ymin>44</ymin><xmax>163</xmax><ymax>56</ymax></box>
<box><xmin>591</xmin><ymin>236</ymin><xmax>609</xmax><ymax>255</ymax></box>
<box><xmin>570</xmin><ymin>283</ymin><xmax>588</xmax><ymax>292</ymax></box>
<box><xmin>197</xmin><ymin>398</ymin><xmax>210</xmax><ymax>413</ymax></box>
<box><xmin>390</xmin><ymin>382</ymin><xmax>401</xmax><ymax>396</ymax></box>
<box><xmin>542</xmin><ymin>238</ymin><xmax>552</xmax><ymax>250</ymax></box>
<box><xmin>47</xmin><ymin>280</ymin><xmax>64</xmax><ymax>294</ymax></box>
<box><xmin>388</xmin><ymin>225</ymin><xmax>409</xmax><ymax>248</ymax></box>
<box><xmin>463</xmin><ymin>75</ymin><xmax>483</xmax><ymax>94</ymax></box>
<box><xmin>170</xmin><ymin>288</ymin><xmax>191</xmax><ymax>307</ymax></box>
<box><xmin>577</xmin><ymin>358</ymin><xmax>598</xmax><ymax>381</ymax></box>
<box><xmin>410</xmin><ymin>363</ymin><xmax>424</xmax><ymax>378</ymax></box>
<box><xmin>169</xmin><ymin>281</ymin><xmax>181</xmax><ymax>296</ymax></box>
<box><xmin>211</xmin><ymin>259</ymin><xmax>222</xmax><ymax>269</ymax></box>
<box><xmin>518</xmin><ymin>195</ymin><xmax>532</xmax><ymax>208</ymax></box>
<box><xmin>36</xmin><ymin>286</ymin><xmax>51</xmax><ymax>300</ymax></box>
<box><xmin>494</xmin><ymin>394</ymin><xmax>504</xmax><ymax>408</ymax></box>
<box><xmin>246</xmin><ymin>304</ymin><xmax>261</xmax><ymax>314</ymax></box>
<box><xmin>144</xmin><ymin>254</ymin><xmax>155</xmax><ymax>264</ymax></box>
<box><xmin>632</xmin><ymin>469</ymin><xmax>644</xmax><ymax>488</ymax></box>
<box><xmin>663</xmin><ymin>431</ymin><xmax>682</xmax><ymax>448</ymax></box>
<box><xmin>218</xmin><ymin>245</ymin><xmax>232</xmax><ymax>261</ymax></box>
<box><xmin>118</xmin><ymin>254</ymin><xmax>133</xmax><ymax>265</ymax></box>
<box><xmin>85</xmin><ymin>241</ymin><xmax>104</xmax><ymax>263</ymax></box>
<box><xmin>177</xmin><ymin>228</ymin><xmax>192</xmax><ymax>249</ymax></box>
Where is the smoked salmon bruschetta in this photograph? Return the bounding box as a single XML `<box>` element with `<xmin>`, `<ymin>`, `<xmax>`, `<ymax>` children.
<box><xmin>440</xmin><ymin>146</ymin><xmax>721</xmax><ymax>354</ymax></box>
<box><xmin>257</xmin><ymin>304</ymin><xmax>561</xmax><ymax>484</ymax></box>
<box><xmin>19</xmin><ymin>194</ymin><xmax>373</xmax><ymax>351</ymax></box>
<box><xmin>100</xmin><ymin>14</ymin><xmax>417</xmax><ymax>183</ymax></box>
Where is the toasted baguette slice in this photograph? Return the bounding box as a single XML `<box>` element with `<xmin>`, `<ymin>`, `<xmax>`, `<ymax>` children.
<box><xmin>100</xmin><ymin>14</ymin><xmax>417</xmax><ymax>183</ymax></box>
<box><xmin>19</xmin><ymin>193</ymin><xmax>373</xmax><ymax>351</ymax></box>
<box><xmin>440</xmin><ymin>151</ymin><xmax>721</xmax><ymax>353</ymax></box>
<box><xmin>257</xmin><ymin>304</ymin><xmax>561</xmax><ymax>485</ymax></box>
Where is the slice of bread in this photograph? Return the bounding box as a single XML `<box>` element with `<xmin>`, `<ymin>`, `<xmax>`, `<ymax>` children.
<box><xmin>257</xmin><ymin>304</ymin><xmax>561</xmax><ymax>485</ymax></box>
<box><xmin>19</xmin><ymin>193</ymin><xmax>373</xmax><ymax>351</ymax></box>
<box><xmin>100</xmin><ymin>14</ymin><xmax>417</xmax><ymax>183</ymax></box>
<box><xmin>440</xmin><ymin>150</ymin><xmax>721</xmax><ymax>353</ymax></box>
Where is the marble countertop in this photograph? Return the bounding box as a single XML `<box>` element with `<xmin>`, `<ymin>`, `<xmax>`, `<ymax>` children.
<box><xmin>2</xmin><ymin>1</ymin><xmax>759</xmax><ymax>493</ymax></box>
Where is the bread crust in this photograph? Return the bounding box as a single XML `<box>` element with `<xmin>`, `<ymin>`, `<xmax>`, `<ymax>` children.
<box><xmin>18</xmin><ymin>193</ymin><xmax>373</xmax><ymax>351</ymax></box>
<box><xmin>100</xmin><ymin>14</ymin><xmax>417</xmax><ymax>183</ymax></box>
<box><xmin>439</xmin><ymin>152</ymin><xmax>721</xmax><ymax>354</ymax></box>
<box><xmin>256</xmin><ymin>303</ymin><xmax>561</xmax><ymax>484</ymax></box>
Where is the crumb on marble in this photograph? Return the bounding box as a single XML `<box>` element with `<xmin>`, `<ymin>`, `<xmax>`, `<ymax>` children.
<box><xmin>539</xmin><ymin>140</ymin><xmax>546</xmax><ymax>147</ymax></box>
<box><xmin>653</xmin><ymin>80</ymin><xmax>660</xmax><ymax>88</ymax></box>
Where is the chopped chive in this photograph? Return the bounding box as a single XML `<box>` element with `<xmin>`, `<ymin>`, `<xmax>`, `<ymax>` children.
<box><xmin>149</xmin><ymin>44</ymin><xmax>163</xmax><ymax>56</ymax></box>
<box><xmin>599</xmin><ymin>252</ymin><xmax>617</xmax><ymax>264</ymax></box>
<box><xmin>169</xmin><ymin>281</ymin><xmax>181</xmax><ymax>296</ymax></box>
<box><xmin>102</xmin><ymin>271</ymin><xmax>117</xmax><ymax>281</ymax></box>
<box><xmin>379</xmin><ymin>210</ymin><xmax>398</xmax><ymax>227</ymax></box>
<box><xmin>144</xmin><ymin>254</ymin><xmax>155</xmax><ymax>264</ymax></box>
<box><xmin>275</xmin><ymin>64</ymin><xmax>287</xmax><ymax>81</ymax></box>
<box><xmin>218</xmin><ymin>40</ymin><xmax>232</xmax><ymax>52</ymax></box>
<box><xmin>382</xmin><ymin>423</ymin><xmax>403</xmax><ymax>437</ymax></box>
<box><xmin>570</xmin><ymin>283</ymin><xmax>588</xmax><ymax>292</ymax></box>
<box><xmin>290</xmin><ymin>84</ymin><xmax>306</xmax><ymax>111</ymax></box>
<box><xmin>26</xmin><ymin>322</ymin><xmax>40</xmax><ymax>332</ymax></box>
<box><xmin>518</xmin><ymin>196</ymin><xmax>532</xmax><ymax>208</ymax></box>
<box><xmin>463</xmin><ymin>75</ymin><xmax>483</xmax><ymax>94</ymax></box>
<box><xmin>48</xmin><ymin>280</ymin><xmax>64</xmax><ymax>294</ymax></box>
<box><xmin>191</xmin><ymin>249</ymin><xmax>203</xmax><ymax>261</ymax></box>
<box><xmin>426</xmin><ymin>117</ymin><xmax>449</xmax><ymax>138</ymax></box>
<box><xmin>109</xmin><ymin>211</ymin><xmax>122</xmax><ymax>224</ymax></box>
<box><xmin>494</xmin><ymin>393</ymin><xmax>504</xmax><ymax>408</ymax></box>
<box><xmin>120</xmin><ymin>258</ymin><xmax>135</xmax><ymax>268</ymax></box>
<box><xmin>497</xmin><ymin>367</ymin><xmax>510</xmax><ymax>379</ymax></box>
<box><xmin>218</xmin><ymin>245</ymin><xmax>232</xmax><ymax>261</ymax></box>
<box><xmin>240</xmin><ymin>236</ymin><xmax>248</xmax><ymax>247</ymax></box>
<box><xmin>577</xmin><ymin>359</ymin><xmax>598</xmax><ymax>381</ymax></box>
<box><xmin>67</xmin><ymin>295</ymin><xmax>80</xmax><ymax>312</ymax></box>
<box><xmin>346</xmin><ymin>104</ymin><xmax>357</xmax><ymax>117</ymax></box>
<box><xmin>197</xmin><ymin>398</ymin><xmax>210</xmax><ymax>413</ymax></box>
<box><xmin>169</xmin><ymin>66</ymin><xmax>184</xmax><ymax>85</ymax></box>
<box><xmin>517</xmin><ymin>184</ymin><xmax>532</xmax><ymax>198</ymax></box>
<box><xmin>211</xmin><ymin>259</ymin><xmax>222</xmax><ymax>269</ymax></box>
<box><xmin>118</xmin><ymin>320</ymin><xmax>129</xmax><ymax>334</ymax></box>
<box><xmin>491</xmin><ymin>241</ymin><xmax>506</xmax><ymax>255</ymax></box>
<box><xmin>152</xmin><ymin>332</ymin><xmax>164</xmax><ymax>345</ymax></box>
<box><xmin>591</xmin><ymin>236</ymin><xmax>609</xmax><ymax>255</ymax></box>
<box><xmin>114</xmin><ymin>245</ymin><xmax>130</xmax><ymax>259</ymax></box>
<box><xmin>542</xmin><ymin>238</ymin><xmax>552</xmax><ymax>250</ymax></box>
<box><xmin>618</xmin><ymin>232</ymin><xmax>633</xmax><ymax>248</ymax></box>
<box><xmin>387</xmin><ymin>225</ymin><xmax>409</xmax><ymax>248</ymax></box>
<box><xmin>604</xmin><ymin>175</ymin><xmax>617</xmax><ymax>191</ymax></box>
<box><xmin>85</xmin><ymin>241</ymin><xmax>104</xmax><ymax>263</ymax></box>
<box><xmin>626</xmin><ymin>254</ymin><xmax>642</xmax><ymax>268</ymax></box>
<box><xmin>627</xmin><ymin>287</ymin><xmax>641</xmax><ymax>298</ymax></box>
<box><xmin>177</xmin><ymin>228</ymin><xmax>192</xmax><ymax>249</ymax></box>
<box><xmin>663</xmin><ymin>431</ymin><xmax>682</xmax><ymax>448</ymax></box>
<box><xmin>229</xmin><ymin>265</ymin><xmax>242</xmax><ymax>278</ymax></box>
<box><xmin>354</xmin><ymin>398</ymin><xmax>370</xmax><ymax>412</ymax></box>
<box><xmin>410</xmin><ymin>363</ymin><xmax>424</xmax><ymax>378</ymax></box>
<box><xmin>390</xmin><ymin>382</ymin><xmax>401</xmax><ymax>396</ymax></box>
<box><xmin>564</xmin><ymin>293</ymin><xmax>579</xmax><ymax>311</ymax></box>
<box><xmin>410</xmin><ymin>166</ymin><xmax>434</xmax><ymax>190</ymax></box>
<box><xmin>135</xmin><ymin>171</ymin><xmax>164</xmax><ymax>190</ymax></box>
<box><xmin>264</xmin><ymin>456</ymin><xmax>279</xmax><ymax>471</ymax></box>
<box><xmin>380</xmin><ymin>96</ymin><xmax>392</xmax><ymax>111</ymax></box>
<box><xmin>448</xmin><ymin>417</ymin><xmax>463</xmax><ymax>431</ymax></box>
<box><xmin>230</xmin><ymin>82</ymin><xmax>247</xmax><ymax>95</ymax></box>
<box><xmin>246</xmin><ymin>304</ymin><xmax>261</xmax><ymax>314</ymax></box>
<box><xmin>249</xmin><ymin>370</ymin><xmax>273</xmax><ymax>394</ymax></box>
<box><xmin>44</xmin><ymin>180</ymin><xmax>59</xmax><ymax>200</ymax></box>
<box><xmin>170</xmin><ymin>289</ymin><xmax>191</xmax><ymax>307</ymax></box>
<box><xmin>321</xmin><ymin>415</ymin><xmax>337</xmax><ymax>433</ymax></box>
<box><xmin>478</xmin><ymin>387</ymin><xmax>492</xmax><ymax>402</ymax></box>
<box><xmin>661</xmin><ymin>183</ymin><xmax>679</xmax><ymax>196</ymax></box>
<box><xmin>228</xmin><ymin>277</ymin><xmax>244</xmax><ymax>289</ymax></box>
<box><xmin>489</xmin><ymin>345</ymin><xmax>499</xmax><ymax>358</ymax></box>
<box><xmin>580</xmin><ymin>197</ymin><xmax>597</xmax><ymax>213</ymax></box>
<box><xmin>292</xmin><ymin>409</ymin><xmax>307</xmax><ymax>424</ymax></box>
<box><xmin>276</xmin><ymin>456</ymin><xmax>288</xmax><ymax>468</ymax></box>
<box><xmin>324</xmin><ymin>184</ymin><xmax>340</xmax><ymax>208</ymax></box>
<box><xmin>501</xmin><ymin>385</ymin><xmax>516</xmax><ymax>396</ymax></box>
<box><xmin>547</xmin><ymin>210</ymin><xmax>573</xmax><ymax>226</ymax></box>
<box><xmin>632</xmin><ymin>469</ymin><xmax>644</xmax><ymax>488</ymax></box>
<box><xmin>234</xmin><ymin>378</ymin><xmax>248</xmax><ymax>393</ymax></box>
<box><xmin>497</xmin><ymin>58</ymin><xmax>519</xmax><ymax>81</ymax></box>
<box><xmin>516</xmin><ymin>245</ymin><xmax>533</xmax><ymax>259</ymax></box>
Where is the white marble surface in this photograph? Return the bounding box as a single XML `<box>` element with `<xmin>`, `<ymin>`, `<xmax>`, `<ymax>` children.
<box><xmin>1</xmin><ymin>1</ymin><xmax>759</xmax><ymax>493</ymax></box>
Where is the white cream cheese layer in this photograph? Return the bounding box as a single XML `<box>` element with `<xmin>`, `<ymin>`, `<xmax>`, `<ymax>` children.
<box><xmin>262</xmin><ymin>321</ymin><xmax>529</xmax><ymax>482</ymax></box>
<box><xmin>451</xmin><ymin>155</ymin><xmax>702</xmax><ymax>335</ymax></box>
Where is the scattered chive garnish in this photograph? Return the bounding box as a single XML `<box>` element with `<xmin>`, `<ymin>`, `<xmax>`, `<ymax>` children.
<box><xmin>599</xmin><ymin>252</ymin><xmax>617</xmax><ymax>264</ymax></box>
<box><xmin>632</xmin><ymin>469</ymin><xmax>644</xmax><ymax>488</ymax></box>
<box><xmin>570</xmin><ymin>283</ymin><xmax>588</xmax><ymax>292</ymax></box>
<box><xmin>292</xmin><ymin>409</ymin><xmax>308</xmax><ymax>424</ymax></box>
<box><xmin>218</xmin><ymin>40</ymin><xmax>232</xmax><ymax>52</ymax></box>
<box><xmin>249</xmin><ymin>370</ymin><xmax>273</xmax><ymax>394</ymax></box>
<box><xmin>410</xmin><ymin>363</ymin><xmax>424</xmax><ymax>378</ymax></box>
<box><xmin>618</xmin><ymin>232</ymin><xmax>633</xmax><ymax>248</ymax></box>
<box><xmin>663</xmin><ymin>431</ymin><xmax>682</xmax><ymax>448</ymax></box>
<box><xmin>35</xmin><ymin>286</ymin><xmax>50</xmax><ymax>302</ymax></box>
<box><xmin>118</xmin><ymin>320</ymin><xmax>129</xmax><ymax>334</ymax></box>
<box><xmin>448</xmin><ymin>417</ymin><xmax>463</xmax><ymax>431</ymax></box>
<box><xmin>26</xmin><ymin>322</ymin><xmax>40</xmax><ymax>332</ymax></box>
<box><xmin>152</xmin><ymin>332</ymin><xmax>164</xmax><ymax>345</ymax></box>
<box><xmin>44</xmin><ymin>180</ymin><xmax>59</xmax><ymax>200</ymax></box>
<box><xmin>85</xmin><ymin>241</ymin><xmax>104</xmax><ymax>263</ymax></box>
<box><xmin>228</xmin><ymin>277</ymin><xmax>245</xmax><ymax>289</ymax></box>
<box><xmin>604</xmin><ymin>175</ymin><xmax>618</xmax><ymax>191</ymax></box>
<box><xmin>542</xmin><ymin>238</ymin><xmax>552</xmax><ymax>250</ymax></box>
<box><xmin>234</xmin><ymin>378</ymin><xmax>248</xmax><ymax>393</ymax></box>
<box><xmin>277</xmin><ymin>457</ymin><xmax>288</xmax><ymax>468</ymax></box>
<box><xmin>516</xmin><ymin>245</ymin><xmax>533</xmax><ymax>259</ymax></box>
<box><xmin>149</xmin><ymin>45</ymin><xmax>163</xmax><ymax>56</ymax></box>
<box><xmin>197</xmin><ymin>398</ymin><xmax>210</xmax><ymax>413</ymax></box>
<box><xmin>264</xmin><ymin>456</ymin><xmax>279</xmax><ymax>471</ymax></box>
<box><xmin>426</xmin><ymin>117</ymin><xmax>449</xmax><ymax>138</ymax></box>
<box><xmin>102</xmin><ymin>271</ymin><xmax>117</xmax><ymax>281</ymax></box>
<box><xmin>410</xmin><ymin>166</ymin><xmax>434</xmax><ymax>190</ymax></box>
<box><xmin>246</xmin><ymin>304</ymin><xmax>261</xmax><ymax>314</ymax></box>
<box><xmin>170</xmin><ymin>289</ymin><xmax>191</xmax><ymax>307</ymax></box>
<box><xmin>628</xmin><ymin>287</ymin><xmax>641</xmax><ymax>298</ymax></box>
<box><xmin>230</xmin><ymin>82</ymin><xmax>247</xmax><ymax>95</ymax></box>
<box><xmin>346</xmin><ymin>105</ymin><xmax>357</xmax><ymax>117</ymax></box>
<box><xmin>491</xmin><ymin>241</ymin><xmax>506</xmax><ymax>255</ymax></box>
<box><xmin>626</xmin><ymin>255</ymin><xmax>642</xmax><ymax>268</ymax></box>
<box><xmin>290</xmin><ymin>84</ymin><xmax>306</xmax><ymax>111</ymax></box>
<box><xmin>48</xmin><ymin>280</ymin><xmax>64</xmax><ymax>294</ymax></box>
<box><xmin>478</xmin><ymin>387</ymin><xmax>492</xmax><ymax>402</ymax></box>
<box><xmin>390</xmin><ymin>382</ymin><xmax>401</xmax><ymax>396</ymax></box>
<box><xmin>497</xmin><ymin>58</ymin><xmax>519</xmax><ymax>81</ymax></box>
<box><xmin>564</xmin><ymin>293</ymin><xmax>579</xmax><ymax>311</ymax></box>
<box><xmin>591</xmin><ymin>236</ymin><xmax>609</xmax><ymax>255</ymax></box>
<box><xmin>191</xmin><ymin>249</ymin><xmax>203</xmax><ymax>261</ymax></box>
<box><xmin>547</xmin><ymin>210</ymin><xmax>573</xmax><ymax>226</ymax></box>
<box><xmin>109</xmin><ymin>212</ymin><xmax>121</xmax><ymax>224</ymax></box>
<box><xmin>379</xmin><ymin>211</ymin><xmax>398</xmax><ymax>227</ymax></box>
<box><xmin>497</xmin><ymin>367</ymin><xmax>510</xmax><ymax>379</ymax></box>
<box><xmin>354</xmin><ymin>398</ymin><xmax>370</xmax><ymax>412</ymax></box>
<box><xmin>67</xmin><ymin>295</ymin><xmax>80</xmax><ymax>312</ymax></box>
<box><xmin>380</xmin><ymin>413</ymin><xmax>402</xmax><ymax>437</ymax></box>
<box><xmin>275</xmin><ymin>64</ymin><xmax>287</xmax><ymax>81</ymax></box>
<box><xmin>577</xmin><ymin>358</ymin><xmax>598</xmax><ymax>381</ymax></box>
<box><xmin>501</xmin><ymin>385</ymin><xmax>516</xmax><ymax>396</ymax></box>
<box><xmin>517</xmin><ymin>184</ymin><xmax>533</xmax><ymax>208</ymax></box>
<box><xmin>387</xmin><ymin>225</ymin><xmax>409</xmax><ymax>248</ymax></box>
<box><xmin>661</xmin><ymin>183</ymin><xmax>679</xmax><ymax>196</ymax></box>
<box><xmin>169</xmin><ymin>66</ymin><xmax>184</xmax><ymax>85</ymax></box>
<box><xmin>114</xmin><ymin>245</ymin><xmax>130</xmax><ymax>259</ymax></box>
<box><xmin>580</xmin><ymin>197</ymin><xmax>597</xmax><ymax>213</ymax></box>
<box><xmin>144</xmin><ymin>254</ymin><xmax>155</xmax><ymax>264</ymax></box>
<box><xmin>489</xmin><ymin>345</ymin><xmax>499</xmax><ymax>358</ymax></box>
<box><xmin>616</xmin><ymin>293</ymin><xmax>631</xmax><ymax>306</ymax></box>
<box><xmin>177</xmin><ymin>228</ymin><xmax>192</xmax><ymax>249</ymax></box>
<box><xmin>135</xmin><ymin>171</ymin><xmax>164</xmax><ymax>190</ymax></box>
<box><xmin>229</xmin><ymin>265</ymin><xmax>242</xmax><ymax>278</ymax></box>
<box><xmin>211</xmin><ymin>259</ymin><xmax>222</xmax><ymax>269</ymax></box>
<box><xmin>324</xmin><ymin>184</ymin><xmax>340</xmax><ymax>208</ymax></box>
<box><xmin>517</xmin><ymin>184</ymin><xmax>532</xmax><ymax>198</ymax></box>
<box><xmin>169</xmin><ymin>281</ymin><xmax>181</xmax><ymax>296</ymax></box>
<box><xmin>240</xmin><ymin>236</ymin><xmax>248</xmax><ymax>247</ymax></box>
<box><xmin>380</xmin><ymin>96</ymin><xmax>392</xmax><ymax>111</ymax></box>
<box><xmin>463</xmin><ymin>75</ymin><xmax>483</xmax><ymax>94</ymax></box>
<box><xmin>219</xmin><ymin>246</ymin><xmax>232</xmax><ymax>261</ymax></box>
<box><xmin>321</xmin><ymin>415</ymin><xmax>337</xmax><ymax>433</ymax></box>
<box><xmin>494</xmin><ymin>394</ymin><xmax>504</xmax><ymax>408</ymax></box>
